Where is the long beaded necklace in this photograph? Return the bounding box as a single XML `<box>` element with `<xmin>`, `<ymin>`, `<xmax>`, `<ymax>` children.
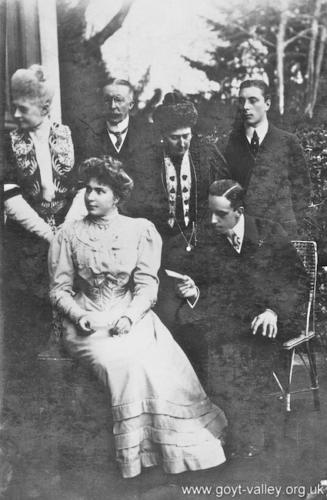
<box><xmin>175</xmin><ymin>220</ymin><xmax>197</xmax><ymax>252</ymax></box>
<box><xmin>161</xmin><ymin>149</ymin><xmax>198</xmax><ymax>252</ymax></box>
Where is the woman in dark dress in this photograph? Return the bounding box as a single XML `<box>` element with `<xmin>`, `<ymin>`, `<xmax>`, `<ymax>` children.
<box><xmin>3</xmin><ymin>65</ymin><xmax>85</xmax><ymax>354</ymax></box>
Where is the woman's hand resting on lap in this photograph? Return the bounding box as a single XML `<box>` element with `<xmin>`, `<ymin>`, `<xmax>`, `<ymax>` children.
<box><xmin>109</xmin><ymin>316</ymin><xmax>132</xmax><ymax>337</ymax></box>
<box><xmin>78</xmin><ymin>312</ymin><xmax>110</xmax><ymax>334</ymax></box>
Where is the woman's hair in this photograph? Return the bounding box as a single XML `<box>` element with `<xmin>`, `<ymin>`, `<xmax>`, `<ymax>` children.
<box><xmin>153</xmin><ymin>91</ymin><xmax>198</xmax><ymax>135</ymax></box>
<box><xmin>79</xmin><ymin>156</ymin><xmax>134</xmax><ymax>201</ymax></box>
<box><xmin>11</xmin><ymin>64</ymin><xmax>55</xmax><ymax>103</ymax></box>
<box><xmin>209</xmin><ymin>180</ymin><xmax>245</xmax><ymax>210</ymax></box>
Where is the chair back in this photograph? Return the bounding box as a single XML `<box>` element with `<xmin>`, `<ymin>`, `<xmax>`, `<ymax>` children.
<box><xmin>291</xmin><ymin>240</ymin><xmax>317</xmax><ymax>335</ymax></box>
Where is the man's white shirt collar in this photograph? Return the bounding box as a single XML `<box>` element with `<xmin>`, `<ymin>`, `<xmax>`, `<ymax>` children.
<box><xmin>106</xmin><ymin>116</ymin><xmax>129</xmax><ymax>152</ymax></box>
<box><xmin>227</xmin><ymin>214</ymin><xmax>245</xmax><ymax>253</ymax></box>
<box><xmin>245</xmin><ymin>117</ymin><xmax>269</xmax><ymax>145</ymax></box>
<box><xmin>106</xmin><ymin>115</ymin><xmax>129</xmax><ymax>134</ymax></box>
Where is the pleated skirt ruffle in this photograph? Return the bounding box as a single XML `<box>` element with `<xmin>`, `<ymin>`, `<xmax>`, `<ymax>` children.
<box><xmin>64</xmin><ymin>310</ymin><xmax>227</xmax><ymax>477</ymax></box>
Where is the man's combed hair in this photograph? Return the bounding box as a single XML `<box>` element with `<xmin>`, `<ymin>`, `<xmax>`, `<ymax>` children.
<box><xmin>240</xmin><ymin>79</ymin><xmax>271</xmax><ymax>100</ymax></box>
<box><xmin>209</xmin><ymin>180</ymin><xmax>245</xmax><ymax>210</ymax></box>
<box><xmin>103</xmin><ymin>78</ymin><xmax>134</xmax><ymax>97</ymax></box>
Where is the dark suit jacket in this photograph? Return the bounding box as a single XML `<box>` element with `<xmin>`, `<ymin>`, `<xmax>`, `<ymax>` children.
<box><xmin>80</xmin><ymin>116</ymin><xmax>156</xmax><ymax>164</ymax></box>
<box><xmin>175</xmin><ymin>215</ymin><xmax>309</xmax><ymax>343</ymax></box>
<box><xmin>220</xmin><ymin>124</ymin><xmax>311</xmax><ymax>237</ymax></box>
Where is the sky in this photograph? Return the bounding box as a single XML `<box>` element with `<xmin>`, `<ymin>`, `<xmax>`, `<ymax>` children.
<box><xmin>85</xmin><ymin>0</ymin><xmax>225</xmax><ymax>104</ymax></box>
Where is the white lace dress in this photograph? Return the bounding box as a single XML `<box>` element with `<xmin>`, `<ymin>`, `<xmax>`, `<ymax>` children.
<box><xmin>48</xmin><ymin>213</ymin><xmax>227</xmax><ymax>478</ymax></box>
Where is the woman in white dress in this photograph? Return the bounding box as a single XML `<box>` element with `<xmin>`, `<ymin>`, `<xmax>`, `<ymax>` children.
<box><xmin>48</xmin><ymin>157</ymin><xmax>227</xmax><ymax>478</ymax></box>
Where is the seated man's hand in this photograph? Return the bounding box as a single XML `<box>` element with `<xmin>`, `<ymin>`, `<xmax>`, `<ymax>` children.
<box><xmin>251</xmin><ymin>309</ymin><xmax>278</xmax><ymax>339</ymax></box>
<box><xmin>175</xmin><ymin>275</ymin><xmax>198</xmax><ymax>300</ymax></box>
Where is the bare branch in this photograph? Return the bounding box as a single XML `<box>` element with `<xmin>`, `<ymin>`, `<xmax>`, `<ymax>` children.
<box><xmin>284</xmin><ymin>27</ymin><xmax>312</xmax><ymax>48</ymax></box>
<box><xmin>88</xmin><ymin>0</ymin><xmax>134</xmax><ymax>47</ymax></box>
<box><xmin>230</xmin><ymin>22</ymin><xmax>276</xmax><ymax>48</ymax></box>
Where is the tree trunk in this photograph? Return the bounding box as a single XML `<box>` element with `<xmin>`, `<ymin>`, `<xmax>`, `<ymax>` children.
<box><xmin>57</xmin><ymin>0</ymin><xmax>134</xmax><ymax>163</ymax></box>
<box><xmin>310</xmin><ymin>24</ymin><xmax>327</xmax><ymax>118</ymax></box>
<box><xmin>276</xmin><ymin>8</ymin><xmax>289</xmax><ymax>115</ymax></box>
<box><xmin>304</xmin><ymin>0</ymin><xmax>323</xmax><ymax>117</ymax></box>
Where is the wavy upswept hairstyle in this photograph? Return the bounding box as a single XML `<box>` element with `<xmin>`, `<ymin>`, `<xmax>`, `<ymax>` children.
<box><xmin>79</xmin><ymin>156</ymin><xmax>134</xmax><ymax>201</ymax></box>
<box><xmin>11</xmin><ymin>64</ymin><xmax>55</xmax><ymax>104</ymax></box>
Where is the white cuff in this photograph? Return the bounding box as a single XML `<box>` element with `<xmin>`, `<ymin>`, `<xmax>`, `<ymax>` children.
<box><xmin>187</xmin><ymin>287</ymin><xmax>200</xmax><ymax>309</ymax></box>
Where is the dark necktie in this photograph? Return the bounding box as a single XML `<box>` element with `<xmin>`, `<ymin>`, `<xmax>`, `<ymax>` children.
<box><xmin>250</xmin><ymin>130</ymin><xmax>259</xmax><ymax>156</ymax></box>
<box><xmin>228</xmin><ymin>230</ymin><xmax>241</xmax><ymax>252</ymax></box>
<box><xmin>108</xmin><ymin>127</ymin><xmax>128</xmax><ymax>150</ymax></box>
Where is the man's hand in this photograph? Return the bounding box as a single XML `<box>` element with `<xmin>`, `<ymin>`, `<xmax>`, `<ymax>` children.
<box><xmin>175</xmin><ymin>275</ymin><xmax>198</xmax><ymax>300</ymax></box>
<box><xmin>251</xmin><ymin>310</ymin><xmax>278</xmax><ymax>339</ymax></box>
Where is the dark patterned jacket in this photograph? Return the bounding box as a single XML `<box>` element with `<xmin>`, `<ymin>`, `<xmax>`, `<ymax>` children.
<box><xmin>126</xmin><ymin>135</ymin><xmax>226</xmax><ymax>240</ymax></box>
<box><xmin>4</xmin><ymin>122</ymin><xmax>75</xmax><ymax>224</ymax></box>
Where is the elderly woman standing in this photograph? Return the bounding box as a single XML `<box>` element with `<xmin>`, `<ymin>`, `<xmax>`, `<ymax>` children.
<box><xmin>127</xmin><ymin>92</ymin><xmax>226</xmax><ymax>379</ymax></box>
<box><xmin>49</xmin><ymin>156</ymin><xmax>227</xmax><ymax>478</ymax></box>
<box><xmin>3</xmin><ymin>65</ymin><xmax>85</xmax><ymax>355</ymax></box>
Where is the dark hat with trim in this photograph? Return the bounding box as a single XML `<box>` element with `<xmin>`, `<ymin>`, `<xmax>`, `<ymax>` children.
<box><xmin>153</xmin><ymin>91</ymin><xmax>198</xmax><ymax>134</ymax></box>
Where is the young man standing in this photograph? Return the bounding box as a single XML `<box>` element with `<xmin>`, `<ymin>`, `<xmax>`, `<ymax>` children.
<box><xmin>220</xmin><ymin>80</ymin><xmax>311</xmax><ymax>237</ymax></box>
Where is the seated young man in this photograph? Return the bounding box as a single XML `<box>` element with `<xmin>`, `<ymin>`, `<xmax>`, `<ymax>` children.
<box><xmin>174</xmin><ymin>179</ymin><xmax>309</xmax><ymax>458</ymax></box>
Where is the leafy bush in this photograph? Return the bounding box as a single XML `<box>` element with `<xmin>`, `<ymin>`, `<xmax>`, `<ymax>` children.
<box><xmin>297</xmin><ymin>127</ymin><xmax>327</xmax><ymax>332</ymax></box>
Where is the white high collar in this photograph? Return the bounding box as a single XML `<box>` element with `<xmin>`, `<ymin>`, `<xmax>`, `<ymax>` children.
<box><xmin>106</xmin><ymin>115</ymin><xmax>129</xmax><ymax>133</ymax></box>
<box><xmin>227</xmin><ymin>214</ymin><xmax>245</xmax><ymax>253</ymax></box>
<box><xmin>245</xmin><ymin>117</ymin><xmax>269</xmax><ymax>145</ymax></box>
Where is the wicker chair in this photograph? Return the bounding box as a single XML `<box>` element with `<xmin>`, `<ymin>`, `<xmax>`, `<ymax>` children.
<box><xmin>272</xmin><ymin>241</ymin><xmax>320</xmax><ymax>412</ymax></box>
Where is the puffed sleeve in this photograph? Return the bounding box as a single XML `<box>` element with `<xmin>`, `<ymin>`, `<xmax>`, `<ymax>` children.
<box><xmin>48</xmin><ymin>225</ymin><xmax>85</xmax><ymax>323</ymax></box>
<box><xmin>124</xmin><ymin>220</ymin><xmax>162</xmax><ymax>324</ymax></box>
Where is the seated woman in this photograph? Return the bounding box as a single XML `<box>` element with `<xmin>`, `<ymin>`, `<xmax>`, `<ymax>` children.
<box><xmin>3</xmin><ymin>64</ymin><xmax>86</xmax><ymax>355</ymax></box>
<box><xmin>48</xmin><ymin>157</ymin><xmax>227</xmax><ymax>478</ymax></box>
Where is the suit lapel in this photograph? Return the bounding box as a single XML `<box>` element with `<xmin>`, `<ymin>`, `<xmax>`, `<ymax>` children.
<box><xmin>206</xmin><ymin>226</ymin><xmax>237</xmax><ymax>258</ymax></box>
<box><xmin>241</xmin><ymin>215</ymin><xmax>261</xmax><ymax>255</ymax></box>
<box><xmin>258</xmin><ymin>123</ymin><xmax>277</xmax><ymax>151</ymax></box>
<box><xmin>101</xmin><ymin>128</ymin><xmax>116</xmax><ymax>156</ymax></box>
<box><xmin>101</xmin><ymin>121</ymin><xmax>134</xmax><ymax>159</ymax></box>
